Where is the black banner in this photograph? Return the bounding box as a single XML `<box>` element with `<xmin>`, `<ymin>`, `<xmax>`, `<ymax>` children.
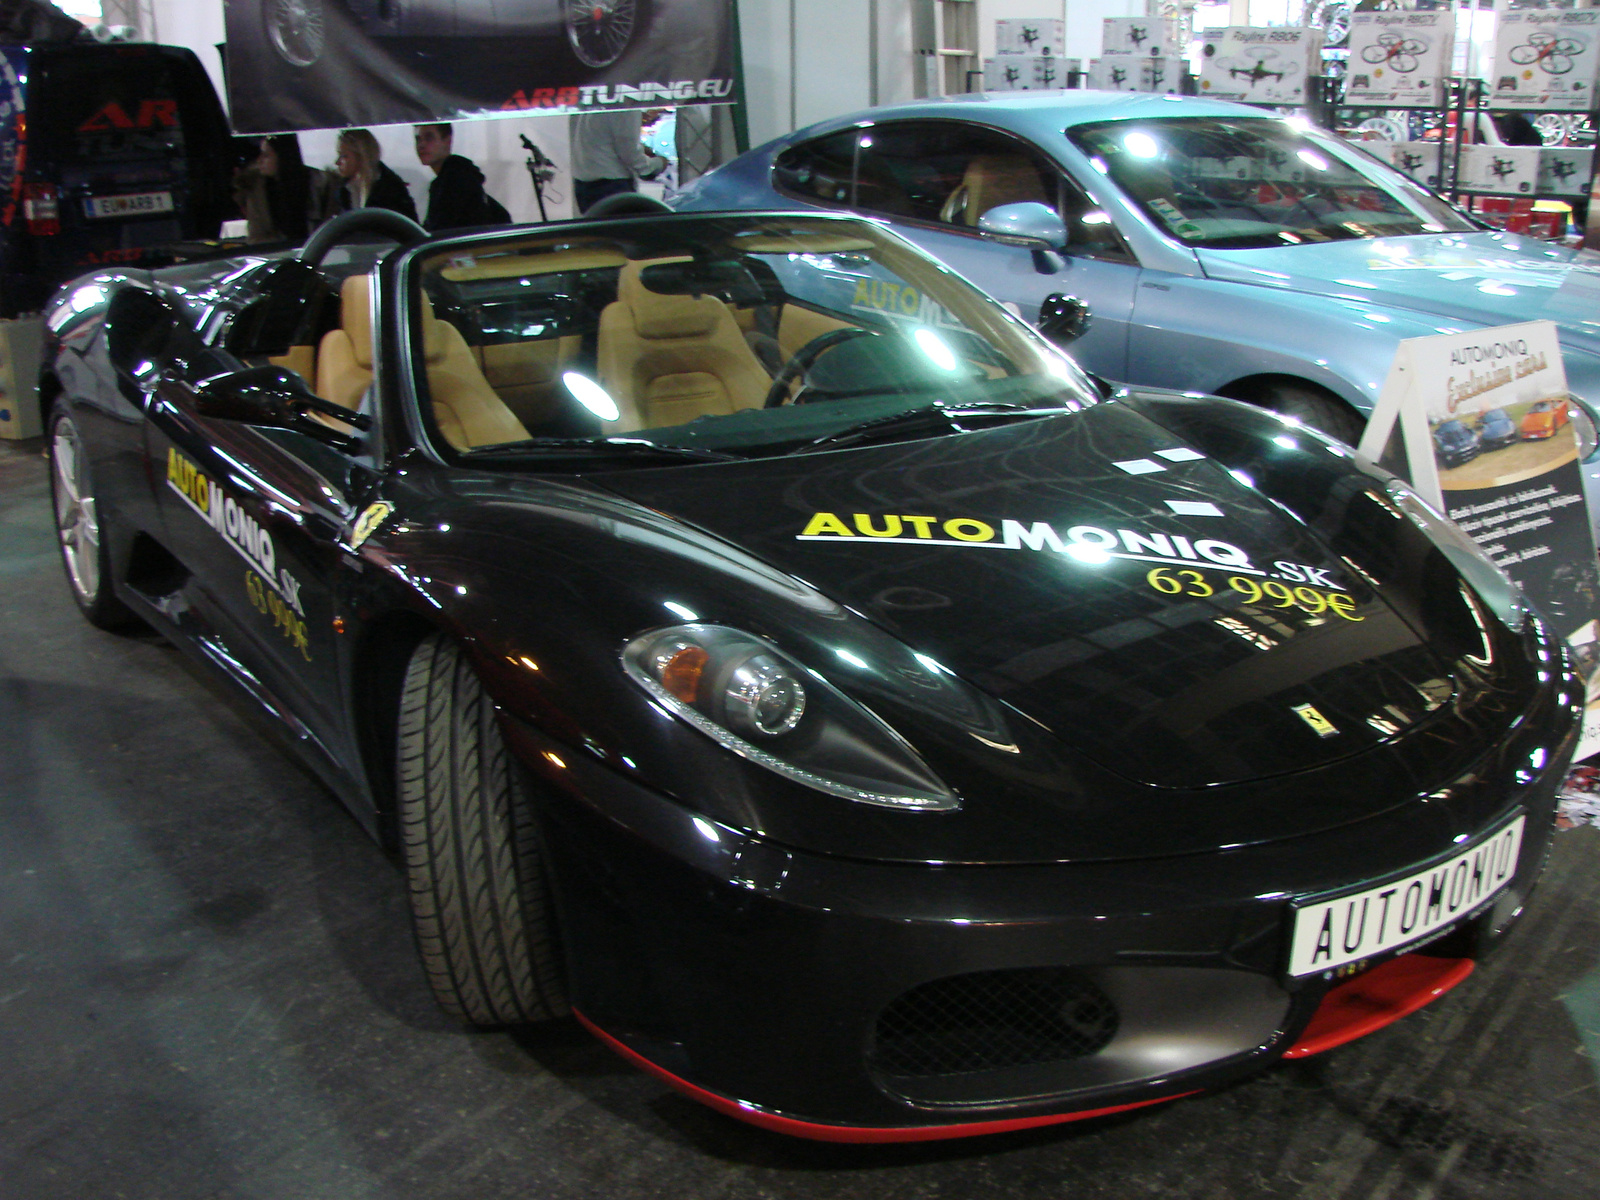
<box><xmin>223</xmin><ymin>0</ymin><xmax>737</xmax><ymax>133</ymax></box>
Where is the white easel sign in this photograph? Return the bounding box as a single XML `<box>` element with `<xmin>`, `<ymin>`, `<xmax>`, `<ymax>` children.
<box><xmin>1359</xmin><ymin>320</ymin><xmax>1600</xmax><ymax>758</ymax></box>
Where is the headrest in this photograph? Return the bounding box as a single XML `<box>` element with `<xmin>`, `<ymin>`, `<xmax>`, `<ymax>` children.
<box><xmin>617</xmin><ymin>258</ymin><xmax>721</xmax><ymax>339</ymax></box>
<box><xmin>340</xmin><ymin>274</ymin><xmax>375</xmax><ymax>369</ymax></box>
<box><xmin>964</xmin><ymin>154</ymin><xmax>1036</xmax><ymax>186</ymax></box>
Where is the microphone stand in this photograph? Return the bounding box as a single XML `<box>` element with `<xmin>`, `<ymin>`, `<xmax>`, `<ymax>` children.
<box><xmin>521</xmin><ymin>134</ymin><xmax>555</xmax><ymax>223</ymax></box>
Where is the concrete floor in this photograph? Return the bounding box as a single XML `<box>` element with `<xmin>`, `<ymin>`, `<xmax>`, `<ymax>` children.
<box><xmin>5</xmin><ymin>434</ymin><xmax>1600</xmax><ymax>1200</ymax></box>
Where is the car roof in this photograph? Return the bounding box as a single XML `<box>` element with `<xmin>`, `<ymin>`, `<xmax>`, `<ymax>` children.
<box><xmin>779</xmin><ymin>90</ymin><xmax>1281</xmax><ymax>144</ymax></box>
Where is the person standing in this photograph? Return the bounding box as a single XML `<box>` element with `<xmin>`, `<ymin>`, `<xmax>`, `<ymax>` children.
<box><xmin>333</xmin><ymin>128</ymin><xmax>418</xmax><ymax>221</ymax></box>
<box><xmin>568</xmin><ymin>110</ymin><xmax>668</xmax><ymax>213</ymax></box>
<box><xmin>414</xmin><ymin>122</ymin><xmax>509</xmax><ymax>231</ymax></box>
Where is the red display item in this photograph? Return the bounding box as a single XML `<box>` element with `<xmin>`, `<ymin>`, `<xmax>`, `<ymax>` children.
<box><xmin>1282</xmin><ymin>954</ymin><xmax>1475</xmax><ymax>1060</ymax></box>
<box><xmin>575</xmin><ymin>1010</ymin><xmax>1199</xmax><ymax>1143</ymax></box>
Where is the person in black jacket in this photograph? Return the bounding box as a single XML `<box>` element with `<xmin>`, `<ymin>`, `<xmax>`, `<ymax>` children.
<box><xmin>233</xmin><ymin>134</ymin><xmax>313</xmax><ymax>244</ymax></box>
<box><xmin>333</xmin><ymin>128</ymin><xmax>418</xmax><ymax>221</ymax></box>
<box><xmin>414</xmin><ymin>122</ymin><xmax>509</xmax><ymax>231</ymax></box>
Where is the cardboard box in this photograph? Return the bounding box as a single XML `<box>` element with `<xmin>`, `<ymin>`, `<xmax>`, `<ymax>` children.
<box><xmin>1087</xmin><ymin>56</ymin><xmax>1185</xmax><ymax>93</ymax></box>
<box><xmin>0</xmin><ymin>318</ymin><xmax>44</xmax><ymax>440</ymax></box>
<box><xmin>1539</xmin><ymin>147</ymin><xmax>1595</xmax><ymax>197</ymax></box>
<box><xmin>995</xmin><ymin>18</ymin><xmax>1065</xmax><ymax>58</ymax></box>
<box><xmin>1343</xmin><ymin>11</ymin><xmax>1453</xmax><ymax>108</ymax></box>
<box><xmin>1101</xmin><ymin>17</ymin><xmax>1178</xmax><ymax>59</ymax></box>
<box><xmin>1458</xmin><ymin>145</ymin><xmax>1541</xmax><ymax>196</ymax></box>
<box><xmin>983</xmin><ymin>56</ymin><xmax>1075</xmax><ymax>92</ymax></box>
<box><xmin>1492</xmin><ymin>10</ymin><xmax>1600</xmax><ymax>112</ymax></box>
<box><xmin>1199</xmin><ymin>27</ymin><xmax>1324</xmax><ymax>105</ymax></box>
<box><xmin>1387</xmin><ymin>142</ymin><xmax>1445</xmax><ymax>189</ymax></box>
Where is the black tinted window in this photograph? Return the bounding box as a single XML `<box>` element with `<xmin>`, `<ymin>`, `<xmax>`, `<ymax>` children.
<box><xmin>28</xmin><ymin>51</ymin><xmax>186</xmax><ymax>164</ymax></box>
<box><xmin>772</xmin><ymin>130</ymin><xmax>858</xmax><ymax>208</ymax></box>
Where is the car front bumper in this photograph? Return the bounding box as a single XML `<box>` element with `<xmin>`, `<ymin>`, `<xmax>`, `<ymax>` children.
<box><xmin>504</xmin><ymin>692</ymin><xmax>1574</xmax><ymax>1139</ymax></box>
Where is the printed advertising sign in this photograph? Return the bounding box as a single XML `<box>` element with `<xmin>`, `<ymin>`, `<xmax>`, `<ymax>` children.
<box><xmin>1493</xmin><ymin>10</ymin><xmax>1600</xmax><ymax>112</ymax></box>
<box><xmin>1358</xmin><ymin>321</ymin><xmax>1600</xmax><ymax>756</ymax></box>
<box><xmin>223</xmin><ymin>0</ymin><xmax>738</xmax><ymax>133</ymax></box>
<box><xmin>1343</xmin><ymin>11</ymin><xmax>1453</xmax><ymax>108</ymax></box>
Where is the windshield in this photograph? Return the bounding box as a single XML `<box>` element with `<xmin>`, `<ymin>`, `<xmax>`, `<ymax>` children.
<box><xmin>407</xmin><ymin>214</ymin><xmax>1097</xmax><ymax>464</ymax></box>
<box><xmin>1067</xmin><ymin>117</ymin><xmax>1476</xmax><ymax>249</ymax></box>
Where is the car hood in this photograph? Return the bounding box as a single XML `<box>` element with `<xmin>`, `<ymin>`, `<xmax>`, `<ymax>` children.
<box><xmin>1195</xmin><ymin>232</ymin><xmax>1600</xmax><ymax>356</ymax></box>
<box><xmin>599</xmin><ymin>404</ymin><xmax>1456</xmax><ymax>793</ymax></box>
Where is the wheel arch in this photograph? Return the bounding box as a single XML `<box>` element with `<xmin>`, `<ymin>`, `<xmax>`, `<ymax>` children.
<box><xmin>348</xmin><ymin>609</ymin><xmax>441</xmax><ymax>852</ymax></box>
<box><xmin>1211</xmin><ymin>373</ymin><xmax>1367</xmax><ymax>440</ymax></box>
<box><xmin>37</xmin><ymin>367</ymin><xmax>62</xmax><ymax>433</ymax></box>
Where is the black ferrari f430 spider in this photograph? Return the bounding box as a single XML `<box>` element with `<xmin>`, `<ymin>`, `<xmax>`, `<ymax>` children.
<box><xmin>41</xmin><ymin>206</ymin><xmax>1581</xmax><ymax>1141</ymax></box>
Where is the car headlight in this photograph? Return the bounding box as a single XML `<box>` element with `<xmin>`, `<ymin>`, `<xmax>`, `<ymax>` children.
<box><xmin>622</xmin><ymin>624</ymin><xmax>960</xmax><ymax>811</ymax></box>
<box><xmin>1383</xmin><ymin>479</ymin><xmax>1525</xmax><ymax>631</ymax></box>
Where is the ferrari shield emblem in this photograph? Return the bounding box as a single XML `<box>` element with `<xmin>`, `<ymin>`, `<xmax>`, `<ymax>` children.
<box><xmin>349</xmin><ymin>502</ymin><xmax>393</xmax><ymax>550</ymax></box>
<box><xmin>1292</xmin><ymin>703</ymin><xmax>1339</xmax><ymax>738</ymax></box>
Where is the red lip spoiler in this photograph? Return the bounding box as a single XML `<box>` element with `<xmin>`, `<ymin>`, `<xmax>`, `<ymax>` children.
<box><xmin>574</xmin><ymin>1010</ymin><xmax>1196</xmax><ymax>1143</ymax></box>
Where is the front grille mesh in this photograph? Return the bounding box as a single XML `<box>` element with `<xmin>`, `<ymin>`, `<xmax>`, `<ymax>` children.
<box><xmin>871</xmin><ymin>967</ymin><xmax>1119</xmax><ymax>1077</ymax></box>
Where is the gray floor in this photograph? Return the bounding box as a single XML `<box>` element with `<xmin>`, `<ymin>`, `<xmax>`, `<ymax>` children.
<box><xmin>5</xmin><ymin>434</ymin><xmax>1600</xmax><ymax>1200</ymax></box>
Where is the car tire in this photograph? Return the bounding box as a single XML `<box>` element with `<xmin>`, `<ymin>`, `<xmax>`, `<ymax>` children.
<box><xmin>48</xmin><ymin>408</ymin><xmax>139</xmax><ymax>632</ymax></box>
<box><xmin>1252</xmin><ymin>383</ymin><xmax>1366</xmax><ymax>445</ymax></box>
<box><xmin>396</xmin><ymin>633</ymin><xmax>569</xmax><ymax>1027</ymax></box>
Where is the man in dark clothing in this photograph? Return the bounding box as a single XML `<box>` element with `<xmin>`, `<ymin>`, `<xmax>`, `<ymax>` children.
<box><xmin>414</xmin><ymin>123</ymin><xmax>509</xmax><ymax>231</ymax></box>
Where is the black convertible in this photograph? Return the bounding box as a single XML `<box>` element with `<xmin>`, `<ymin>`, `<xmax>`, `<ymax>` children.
<box><xmin>41</xmin><ymin>207</ymin><xmax>1582</xmax><ymax>1141</ymax></box>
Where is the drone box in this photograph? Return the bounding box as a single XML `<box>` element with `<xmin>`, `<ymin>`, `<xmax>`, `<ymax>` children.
<box><xmin>1198</xmin><ymin>27</ymin><xmax>1324</xmax><ymax>104</ymax></box>
<box><xmin>983</xmin><ymin>56</ymin><xmax>1075</xmax><ymax>92</ymax></box>
<box><xmin>1387</xmin><ymin>142</ymin><xmax>1445</xmax><ymax>190</ymax></box>
<box><xmin>1101</xmin><ymin>17</ymin><xmax>1178</xmax><ymax>59</ymax></box>
<box><xmin>1343</xmin><ymin>11</ymin><xmax>1454</xmax><ymax>108</ymax></box>
<box><xmin>1492</xmin><ymin>10</ymin><xmax>1600</xmax><ymax>112</ymax></box>
<box><xmin>1086</xmin><ymin>56</ymin><xmax>1184</xmax><ymax>93</ymax></box>
<box><xmin>1458</xmin><ymin>145</ymin><xmax>1541</xmax><ymax>196</ymax></box>
<box><xmin>1539</xmin><ymin>147</ymin><xmax>1595</xmax><ymax>196</ymax></box>
<box><xmin>996</xmin><ymin>19</ymin><xmax>1066</xmax><ymax>58</ymax></box>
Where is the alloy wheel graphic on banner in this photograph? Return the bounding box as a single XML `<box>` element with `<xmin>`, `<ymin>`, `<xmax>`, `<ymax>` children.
<box><xmin>224</xmin><ymin>0</ymin><xmax>737</xmax><ymax>133</ymax></box>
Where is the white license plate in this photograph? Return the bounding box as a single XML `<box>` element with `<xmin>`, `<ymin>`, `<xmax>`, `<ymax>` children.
<box><xmin>1286</xmin><ymin>814</ymin><xmax>1525</xmax><ymax>977</ymax></box>
<box><xmin>85</xmin><ymin>191</ymin><xmax>174</xmax><ymax>219</ymax></box>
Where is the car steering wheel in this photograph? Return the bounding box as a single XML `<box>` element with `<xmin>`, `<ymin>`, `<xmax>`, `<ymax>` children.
<box><xmin>299</xmin><ymin>208</ymin><xmax>429</xmax><ymax>268</ymax></box>
<box><xmin>763</xmin><ymin>327</ymin><xmax>879</xmax><ymax>408</ymax></box>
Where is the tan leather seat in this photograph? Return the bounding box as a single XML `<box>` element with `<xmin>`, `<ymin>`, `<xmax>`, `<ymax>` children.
<box><xmin>420</xmin><ymin>303</ymin><xmax>530</xmax><ymax>450</ymax></box>
<box><xmin>316</xmin><ymin>272</ymin><xmax>529</xmax><ymax>449</ymax></box>
<box><xmin>596</xmin><ymin>258</ymin><xmax>772</xmax><ymax>432</ymax></box>
<box><xmin>316</xmin><ymin>275</ymin><xmax>375</xmax><ymax>414</ymax></box>
<box><xmin>940</xmin><ymin>155</ymin><xmax>1050</xmax><ymax>226</ymax></box>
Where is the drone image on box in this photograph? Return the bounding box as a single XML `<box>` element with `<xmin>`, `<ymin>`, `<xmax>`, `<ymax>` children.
<box><xmin>1361</xmin><ymin>32</ymin><xmax>1428</xmax><ymax>73</ymax></box>
<box><xmin>1223</xmin><ymin>47</ymin><xmax>1302</xmax><ymax>85</ymax></box>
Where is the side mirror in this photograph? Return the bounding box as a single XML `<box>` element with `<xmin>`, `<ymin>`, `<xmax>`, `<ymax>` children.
<box><xmin>977</xmin><ymin>202</ymin><xmax>1069</xmax><ymax>250</ymax></box>
<box><xmin>193</xmin><ymin>365</ymin><xmax>372</xmax><ymax>450</ymax></box>
<box><xmin>1038</xmin><ymin>294</ymin><xmax>1092</xmax><ymax>346</ymax></box>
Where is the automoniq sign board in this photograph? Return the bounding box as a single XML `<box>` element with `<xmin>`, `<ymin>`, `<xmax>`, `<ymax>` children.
<box><xmin>223</xmin><ymin>0</ymin><xmax>738</xmax><ymax>133</ymax></box>
<box><xmin>1360</xmin><ymin>321</ymin><xmax>1600</xmax><ymax>757</ymax></box>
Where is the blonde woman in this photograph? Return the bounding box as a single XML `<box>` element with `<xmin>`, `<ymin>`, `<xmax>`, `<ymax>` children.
<box><xmin>334</xmin><ymin>129</ymin><xmax>418</xmax><ymax>221</ymax></box>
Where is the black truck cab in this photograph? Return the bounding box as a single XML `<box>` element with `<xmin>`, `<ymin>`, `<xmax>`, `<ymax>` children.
<box><xmin>1</xmin><ymin>40</ymin><xmax>231</xmax><ymax>316</ymax></box>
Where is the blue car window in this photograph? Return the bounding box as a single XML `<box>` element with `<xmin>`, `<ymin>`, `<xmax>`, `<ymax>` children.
<box><xmin>1068</xmin><ymin>117</ymin><xmax>1474</xmax><ymax>248</ymax></box>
